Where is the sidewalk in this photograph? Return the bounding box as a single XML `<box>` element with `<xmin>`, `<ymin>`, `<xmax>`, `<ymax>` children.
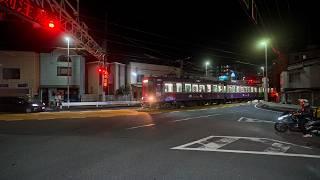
<box><xmin>46</xmin><ymin>101</ymin><xmax>141</xmax><ymax>112</ymax></box>
<box><xmin>257</xmin><ymin>101</ymin><xmax>300</xmax><ymax>112</ymax></box>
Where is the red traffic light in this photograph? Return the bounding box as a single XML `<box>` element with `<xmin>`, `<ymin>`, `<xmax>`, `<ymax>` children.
<box><xmin>48</xmin><ymin>20</ymin><xmax>55</xmax><ymax>28</ymax></box>
<box><xmin>98</xmin><ymin>66</ymin><xmax>106</xmax><ymax>73</ymax></box>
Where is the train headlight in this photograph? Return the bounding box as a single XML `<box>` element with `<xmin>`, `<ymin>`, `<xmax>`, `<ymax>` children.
<box><xmin>148</xmin><ymin>96</ymin><xmax>154</xmax><ymax>102</ymax></box>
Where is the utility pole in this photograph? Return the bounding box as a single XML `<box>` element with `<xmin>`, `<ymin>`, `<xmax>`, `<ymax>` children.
<box><xmin>180</xmin><ymin>59</ymin><xmax>184</xmax><ymax>78</ymax></box>
<box><xmin>179</xmin><ymin>57</ymin><xmax>190</xmax><ymax>78</ymax></box>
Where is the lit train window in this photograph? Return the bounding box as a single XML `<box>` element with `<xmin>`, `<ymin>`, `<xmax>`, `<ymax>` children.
<box><xmin>185</xmin><ymin>84</ymin><xmax>191</xmax><ymax>92</ymax></box>
<box><xmin>218</xmin><ymin>85</ymin><xmax>223</xmax><ymax>92</ymax></box>
<box><xmin>192</xmin><ymin>84</ymin><xmax>199</xmax><ymax>92</ymax></box>
<box><xmin>199</xmin><ymin>85</ymin><xmax>205</xmax><ymax>92</ymax></box>
<box><xmin>251</xmin><ymin>87</ymin><xmax>254</xmax><ymax>93</ymax></box>
<box><xmin>176</xmin><ymin>83</ymin><xmax>182</xmax><ymax>92</ymax></box>
<box><xmin>255</xmin><ymin>87</ymin><xmax>257</xmax><ymax>92</ymax></box>
<box><xmin>240</xmin><ymin>86</ymin><xmax>244</xmax><ymax>93</ymax></box>
<box><xmin>207</xmin><ymin>85</ymin><xmax>212</xmax><ymax>92</ymax></box>
<box><xmin>164</xmin><ymin>83</ymin><xmax>173</xmax><ymax>92</ymax></box>
<box><xmin>213</xmin><ymin>85</ymin><xmax>218</xmax><ymax>92</ymax></box>
<box><xmin>236</xmin><ymin>86</ymin><xmax>240</xmax><ymax>93</ymax></box>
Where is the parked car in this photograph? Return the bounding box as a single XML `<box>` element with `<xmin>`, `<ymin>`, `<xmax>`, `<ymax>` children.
<box><xmin>0</xmin><ymin>96</ymin><xmax>45</xmax><ymax>113</ymax></box>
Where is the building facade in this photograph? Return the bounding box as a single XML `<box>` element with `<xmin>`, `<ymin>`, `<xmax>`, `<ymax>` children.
<box><xmin>0</xmin><ymin>51</ymin><xmax>40</xmax><ymax>98</ymax></box>
<box><xmin>280</xmin><ymin>48</ymin><xmax>320</xmax><ymax>106</ymax></box>
<box><xmin>0</xmin><ymin>50</ymin><xmax>181</xmax><ymax>103</ymax></box>
<box><xmin>40</xmin><ymin>49</ymin><xmax>85</xmax><ymax>106</ymax></box>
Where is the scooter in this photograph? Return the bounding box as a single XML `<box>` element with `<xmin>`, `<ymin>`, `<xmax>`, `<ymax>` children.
<box><xmin>274</xmin><ymin>111</ymin><xmax>312</xmax><ymax>133</ymax></box>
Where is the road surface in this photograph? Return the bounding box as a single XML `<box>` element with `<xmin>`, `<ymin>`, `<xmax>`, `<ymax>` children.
<box><xmin>0</xmin><ymin>103</ymin><xmax>320</xmax><ymax>180</ymax></box>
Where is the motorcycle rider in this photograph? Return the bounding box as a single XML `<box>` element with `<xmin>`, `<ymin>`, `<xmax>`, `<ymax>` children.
<box><xmin>295</xmin><ymin>99</ymin><xmax>313</xmax><ymax>137</ymax></box>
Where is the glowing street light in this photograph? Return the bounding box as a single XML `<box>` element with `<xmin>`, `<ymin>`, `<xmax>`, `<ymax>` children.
<box><xmin>258</xmin><ymin>39</ymin><xmax>269</xmax><ymax>101</ymax></box>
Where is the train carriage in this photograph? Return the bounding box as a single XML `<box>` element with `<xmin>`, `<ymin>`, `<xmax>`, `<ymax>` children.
<box><xmin>141</xmin><ymin>76</ymin><xmax>264</xmax><ymax>108</ymax></box>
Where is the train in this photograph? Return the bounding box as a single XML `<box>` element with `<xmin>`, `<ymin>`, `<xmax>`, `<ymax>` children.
<box><xmin>141</xmin><ymin>76</ymin><xmax>265</xmax><ymax>108</ymax></box>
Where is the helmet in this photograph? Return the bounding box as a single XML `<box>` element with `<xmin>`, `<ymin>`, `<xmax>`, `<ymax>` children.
<box><xmin>298</xmin><ymin>99</ymin><xmax>309</xmax><ymax>106</ymax></box>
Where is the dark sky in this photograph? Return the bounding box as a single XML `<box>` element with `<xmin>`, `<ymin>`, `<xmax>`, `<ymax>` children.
<box><xmin>79</xmin><ymin>1</ymin><xmax>320</xmax><ymax>67</ymax></box>
<box><xmin>1</xmin><ymin>0</ymin><xmax>319</xmax><ymax>74</ymax></box>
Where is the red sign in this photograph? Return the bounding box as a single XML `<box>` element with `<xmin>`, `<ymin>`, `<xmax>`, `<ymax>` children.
<box><xmin>103</xmin><ymin>70</ymin><xmax>108</xmax><ymax>87</ymax></box>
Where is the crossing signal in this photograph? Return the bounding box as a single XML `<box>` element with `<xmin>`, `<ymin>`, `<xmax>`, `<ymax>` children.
<box><xmin>48</xmin><ymin>20</ymin><xmax>55</xmax><ymax>28</ymax></box>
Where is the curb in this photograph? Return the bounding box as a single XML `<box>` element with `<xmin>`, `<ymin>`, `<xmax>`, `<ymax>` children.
<box><xmin>256</xmin><ymin>102</ymin><xmax>298</xmax><ymax>112</ymax></box>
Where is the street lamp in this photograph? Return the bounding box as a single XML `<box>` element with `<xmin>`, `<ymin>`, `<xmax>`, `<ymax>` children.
<box><xmin>259</xmin><ymin>39</ymin><xmax>269</xmax><ymax>101</ymax></box>
<box><xmin>64</xmin><ymin>36</ymin><xmax>71</xmax><ymax>109</ymax></box>
<box><xmin>205</xmin><ymin>61</ymin><xmax>210</xmax><ymax>77</ymax></box>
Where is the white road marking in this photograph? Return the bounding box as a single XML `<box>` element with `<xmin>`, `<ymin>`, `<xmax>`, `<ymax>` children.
<box><xmin>126</xmin><ymin>123</ymin><xmax>155</xmax><ymax>130</ymax></box>
<box><xmin>171</xmin><ymin>135</ymin><xmax>318</xmax><ymax>158</ymax></box>
<box><xmin>237</xmin><ymin>117</ymin><xmax>274</xmax><ymax>124</ymax></box>
<box><xmin>264</xmin><ymin>143</ymin><xmax>290</xmax><ymax>153</ymax></box>
<box><xmin>200</xmin><ymin>137</ymin><xmax>238</xmax><ymax>149</ymax></box>
<box><xmin>170</xmin><ymin>111</ymin><xmax>181</xmax><ymax>113</ymax></box>
<box><xmin>171</xmin><ymin>114</ymin><xmax>221</xmax><ymax>122</ymax></box>
<box><xmin>171</xmin><ymin>147</ymin><xmax>320</xmax><ymax>159</ymax></box>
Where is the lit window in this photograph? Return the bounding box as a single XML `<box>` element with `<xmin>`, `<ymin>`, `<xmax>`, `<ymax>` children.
<box><xmin>213</xmin><ymin>85</ymin><xmax>218</xmax><ymax>92</ymax></box>
<box><xmin>185</xmin><ymin>84</ymin><xmax>191</xmax><ymax>92</ymax></box>
<box><xmin>164</xmin><ymin>83</ymin><xmax>173</xmax><ymax>92</ymax></box>
<box><xmin>199</xmin><ymin>85</ymin><xmax>205</xmax><ymax>92</ymax></box>
<box><xmin>192</xmin><ymin>84</ymin><xmax>198</xmax><ymax>92</ymax></box>
<box><xmin>207</xmin><ymin>85</ymin><xmax>212</xmax><ymax>92</ymax></box>
<box><xmin>235</xmin><ymin>86</ymin><xmax>239</xmax><ymax>93</ymax></box>
<box><xmin>176</xmin><ymin>83</ymin><xmax>182</xmax><ymax>92</ymax></box>
<box><xmin>218</xmin><ymin>85</ymin><xmax>223</xmax><ymax>92</ymax></box>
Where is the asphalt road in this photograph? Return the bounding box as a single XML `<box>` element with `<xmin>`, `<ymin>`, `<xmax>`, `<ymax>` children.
<box><xmin>1</xmin><ymin>103</ymin><xmax>320</xmax><ymax>180</ymax></box>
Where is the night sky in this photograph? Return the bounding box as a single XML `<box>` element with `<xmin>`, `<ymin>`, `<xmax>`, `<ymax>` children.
<box><xmin>1</xmin><ymin>0</ymin><xmax>319</xmax><ymax>75</ymax></box>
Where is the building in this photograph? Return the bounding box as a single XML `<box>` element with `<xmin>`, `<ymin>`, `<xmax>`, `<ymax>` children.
<box><xmin>40</xmin><ymin>49</ymin><xmax>85</xmax><ymax>106</ymax></box>
<box><xmin>280</xmin><ymin>48</ymin><xmax>320</xmax><ymax>106</ymax></box>
<box><xmin>0</xmin><ymin>51</ymin><xmax>40</xmax><ymax>98</ymax></box>
<box><xmin>0</xmin><ymin>50</ymin><xmax>181</xmax><ymax>102</ymax></box>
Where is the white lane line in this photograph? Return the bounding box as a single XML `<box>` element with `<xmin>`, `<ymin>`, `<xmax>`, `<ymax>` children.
<box><xmin>171</xmin><ymin>147</ymin><xmax>320</xmax><ymax>159</ymax></box>
<box><xmin>170</xmin><ymin>111</ymin><xmax>181</xmax><ymax>113</ymax></box>
<box><xmin>186</xmin><ymin>109</ymin><xmax>197</xmax><ymax>112</ymax></box>
<box><xmin>199</xmin><ymin>109</ymin><xmax>207</xmax><ymax>111</ymax></box>
<box><xmin>126</xmin><ymin>123</ymin><xmax>155</xmax><ymax>130</ymax></box>
<box><xmin>171</xmin><ymin>114</ymin><xmax>221</xmax><ymax>123</ymax></box>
